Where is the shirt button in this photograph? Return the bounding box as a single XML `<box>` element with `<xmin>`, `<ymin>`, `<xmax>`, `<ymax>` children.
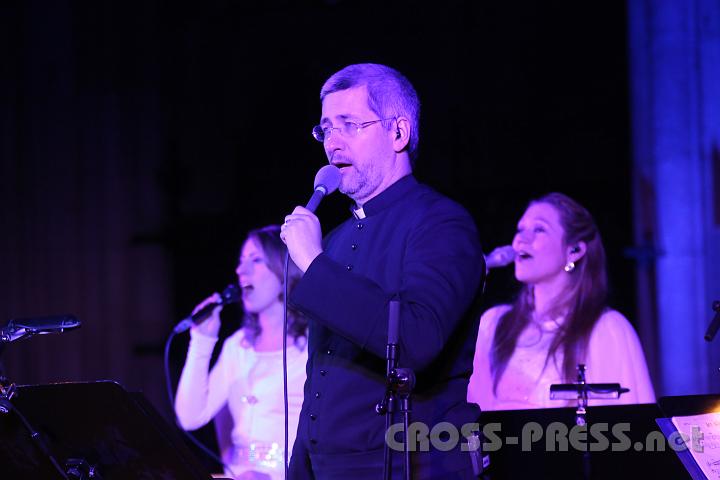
<box><xmin>320</xmin><ymin>370</ymin><xmax>327</xmax><ymax>376</ymax></box>
<box><xmin>315</xmin><ymin>392</ymin><xmax>321</xmax><ymax>399</ymax></box>
<box><xmin>310</xmin><ymin>414</ymin><xmax>317</xmax><ymax>420</ymax></box>
<box><xmin>346</xmin><ymin>264</ymin><xmax>353</xmax><ymax>271</ymax></box>
<box><xmin>326</xmin><ymin>349</ymin><xmax>333</xmax><ymax>355</ymax></box>
<box><xmin>351</xmin><ymin>243</ymin><xmax>358</xmax><ymax>250</ymax></box>
<box><xmin>357</xmin><ymin>223</ymin><xmax>363</xmax><ymax>229</ymax></box>
<box><xmin>311</xmin><ymin>439</ymin><xmax>318</xmax><ymax>445</ymax></box>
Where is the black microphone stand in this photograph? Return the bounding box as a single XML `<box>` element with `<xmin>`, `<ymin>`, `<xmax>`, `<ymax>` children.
<box><xmin>394</xmin><ymin>368</ymin><xmax>415</xmax><ymax>480</ymax></box>
<box><xmin>550</xmin><ymin>364</ymin><xmax>630</xmax><ymax>480</ymax></box>
<box><xmin>0</xmin><ymin>385</ymin><xmax>72</xmax><ymax>479</ymax></box>
<box><xmin>375</xmin><ymin>300</ymin><xmax>415</xmax><ymax>480</ymax></box>
<box><xmin>0</xmin><ymin>320</ymin><xmax>77</xmax><ymax>479</ymax></box>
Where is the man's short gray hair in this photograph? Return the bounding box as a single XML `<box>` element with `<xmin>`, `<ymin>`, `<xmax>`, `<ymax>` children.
<box><xmin>321</xmin><ymin>63</ymin><xmax>420</xmax><ymax>163</ymax></box>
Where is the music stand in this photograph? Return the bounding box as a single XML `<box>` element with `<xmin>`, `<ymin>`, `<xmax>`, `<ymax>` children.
<box><xmin>0</xmin><ymin>380</ymin><xmax>214</xmax><ymax>479</ymax></box>
<box><xmin>656</xmin><ymin>393</ymin><xmax>720</xmax><ymax>480</ymax></box>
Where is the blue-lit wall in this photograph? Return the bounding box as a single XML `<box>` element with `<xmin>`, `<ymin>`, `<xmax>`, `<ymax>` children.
<box><xmin>629</xmin><ymin>0</ymin><xmax>720</xmax><ymax>396</ymax></box>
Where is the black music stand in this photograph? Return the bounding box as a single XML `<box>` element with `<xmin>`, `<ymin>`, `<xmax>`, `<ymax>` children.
<box><xmin>478</xmin><ymin>402</ymin><xmax>689</xmax><ymax>479</ymax></box>
<box><xmin>0</xmin><ymin>380</ymin><xmax>214</xmax><ymax>479</ymax></box>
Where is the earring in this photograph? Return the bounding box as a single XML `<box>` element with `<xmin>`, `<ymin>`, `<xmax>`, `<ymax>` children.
<box><xmin>564</xmin><ymin>261</ymin><xmax>576</xmax><ymax>273</ymax></box>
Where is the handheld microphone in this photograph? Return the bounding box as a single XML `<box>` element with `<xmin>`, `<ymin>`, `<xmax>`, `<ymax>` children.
<box><xmin>305</xmin><ymin>165</ymin><xmax>341</xmax><ymax>213</ymax></box>
<box><xmin>485</xmin><ymin>245</ymin><xmax>516</xmax><ymax>269</ymax></box>
<box><xmin>1</xmin><ymin>315</ymin><xmax>81</xmax><ymax>343</ymax></box>
<box><xmin>173</xmin><ymin>284</ymin><xmax>241</xmax><ymax>334</ymax></box>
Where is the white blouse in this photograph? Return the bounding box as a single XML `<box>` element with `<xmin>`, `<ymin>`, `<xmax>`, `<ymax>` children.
<box><xmin>468</xmin><ymin>305</ymin><xmax>655</xmax><ymax>411</ymax></box>
<box><xmin>175</xmin><ymin>328</ymin><xmax>307</xmax><ymax>479</ymax></box>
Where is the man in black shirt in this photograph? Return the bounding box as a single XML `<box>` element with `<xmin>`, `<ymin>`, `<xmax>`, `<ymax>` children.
<box><xmin>281</xmin><ymin>63</ymin><xmax>484</xmax><ymax>479</ymax></box>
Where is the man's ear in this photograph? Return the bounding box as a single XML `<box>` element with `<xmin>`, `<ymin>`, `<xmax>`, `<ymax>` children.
<box><xmin>392</xmin><ymin>117</ymin><xmax>410</xmax><ymax>152</ymax></box>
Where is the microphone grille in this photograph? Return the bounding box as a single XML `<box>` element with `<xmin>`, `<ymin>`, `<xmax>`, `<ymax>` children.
<box><xmin>314</xmin><ymin>165</ymin><xmax>342</xmax><ymax>194</ymax></box>
<box><xmin>485</xmin><ymin>245</ymin><xmax>516</xmax><ymax>269</ymax></box>
<box><xmin>221</xmin><ymin>284</ymin><xmax>241</xmax><ymax>304</ymax></box>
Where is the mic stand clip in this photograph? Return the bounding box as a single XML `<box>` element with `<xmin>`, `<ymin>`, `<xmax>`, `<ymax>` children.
<box><xmin>375</xmin><ymin>300</ymin><xmax>415</xmax><ymax>480</ymax></box>
<box><xmin>376</xmin><ymin>344</ymin><xmax>415</xmax><ymax>480</ymax></box>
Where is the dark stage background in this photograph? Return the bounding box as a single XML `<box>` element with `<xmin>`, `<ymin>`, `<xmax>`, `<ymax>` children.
<box><xmin>1</xmin><ymin>0</ymin><xmax>632</xmax><ymax>461</ymax></box>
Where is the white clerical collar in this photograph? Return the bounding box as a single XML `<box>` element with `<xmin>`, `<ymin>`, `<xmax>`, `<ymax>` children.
<box><xmin>352</xmin><ymin>206</ymin><xmax>366</xmax><ymax>219</ymax></box>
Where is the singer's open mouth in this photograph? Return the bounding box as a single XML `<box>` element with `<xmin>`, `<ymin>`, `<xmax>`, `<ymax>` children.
<box><xmin>517</xmin><ymin>251</ymin><xmax>532</xmax><ymax>260</ymax></box>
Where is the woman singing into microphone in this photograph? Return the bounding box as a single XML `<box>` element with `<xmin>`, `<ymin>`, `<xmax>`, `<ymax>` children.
<box><xmin>468</xmin><ymin>193</ymin><xmax>654</xmax><ymax>410</ymax></box>
<box><xmin>175</xmin><ymin>225</ymin><xmax>308</xmax><ymax>480</ymax></box>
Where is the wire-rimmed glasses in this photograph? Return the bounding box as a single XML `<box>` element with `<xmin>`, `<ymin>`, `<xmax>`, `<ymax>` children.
<box><xmin>311</xmin><ymin>117</ymin><xmax>396</xmax><ymax>142</ymax></box>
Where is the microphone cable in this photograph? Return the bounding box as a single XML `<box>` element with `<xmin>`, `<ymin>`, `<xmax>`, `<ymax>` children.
<box><xmin>282</xmin><ymin>252</ymin><xmax>290</xmax><ymax>479</ymax></box>
<box><xmin>163</xmin><ymin>329</ymin><xmax>237</xmax><ymax>479</ymax></box>
<box><xmin>278</xmin><ymin>165</ymin><xmax>339</xmax><ymax>477</ymax></box>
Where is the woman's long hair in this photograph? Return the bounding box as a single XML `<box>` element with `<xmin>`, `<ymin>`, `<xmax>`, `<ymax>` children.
<box><xmin>241</xmin><ymin>225</ymin><xmax>308</xmax><ymax>347</ymax></box>
<box><xmin>491</xmin><ymin>193</ymin><xmax>607</xmax><ymax>391</ymax></box>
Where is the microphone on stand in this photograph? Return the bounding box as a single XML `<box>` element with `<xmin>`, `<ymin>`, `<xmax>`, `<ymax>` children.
<box><xmin>305</xmin><ymin>165</ymin><xmax>342</xmax><ymax>213</ymax></box>
<box><xmin>704</xmin><ymin>301</ymin><xmax>720</xmax><ymax>342</ymax></box>
<box><xmin>173</xmin><ymin>284</ymin><xmax>241</xmax><ymax>334</ymax></box>
<box><xmin>0</xmin><ymin>315</ymin><xmax>81</xmax><ymax>343</ymax></box>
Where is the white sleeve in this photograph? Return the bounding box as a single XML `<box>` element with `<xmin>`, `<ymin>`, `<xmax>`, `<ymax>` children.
<box><xmin>467</xmin><ymin>305</ymin><xmax>511</xmax><ymax>409</ymax></box>
<box><xmin>586</xmin><ymin>310</ymin><xmax>656</xmax><ymax>405</ymax></box>
<box><xmin>174</xmin><ymin>330</ymin><xmax>240</xmax><ymax>430</ymax></box>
